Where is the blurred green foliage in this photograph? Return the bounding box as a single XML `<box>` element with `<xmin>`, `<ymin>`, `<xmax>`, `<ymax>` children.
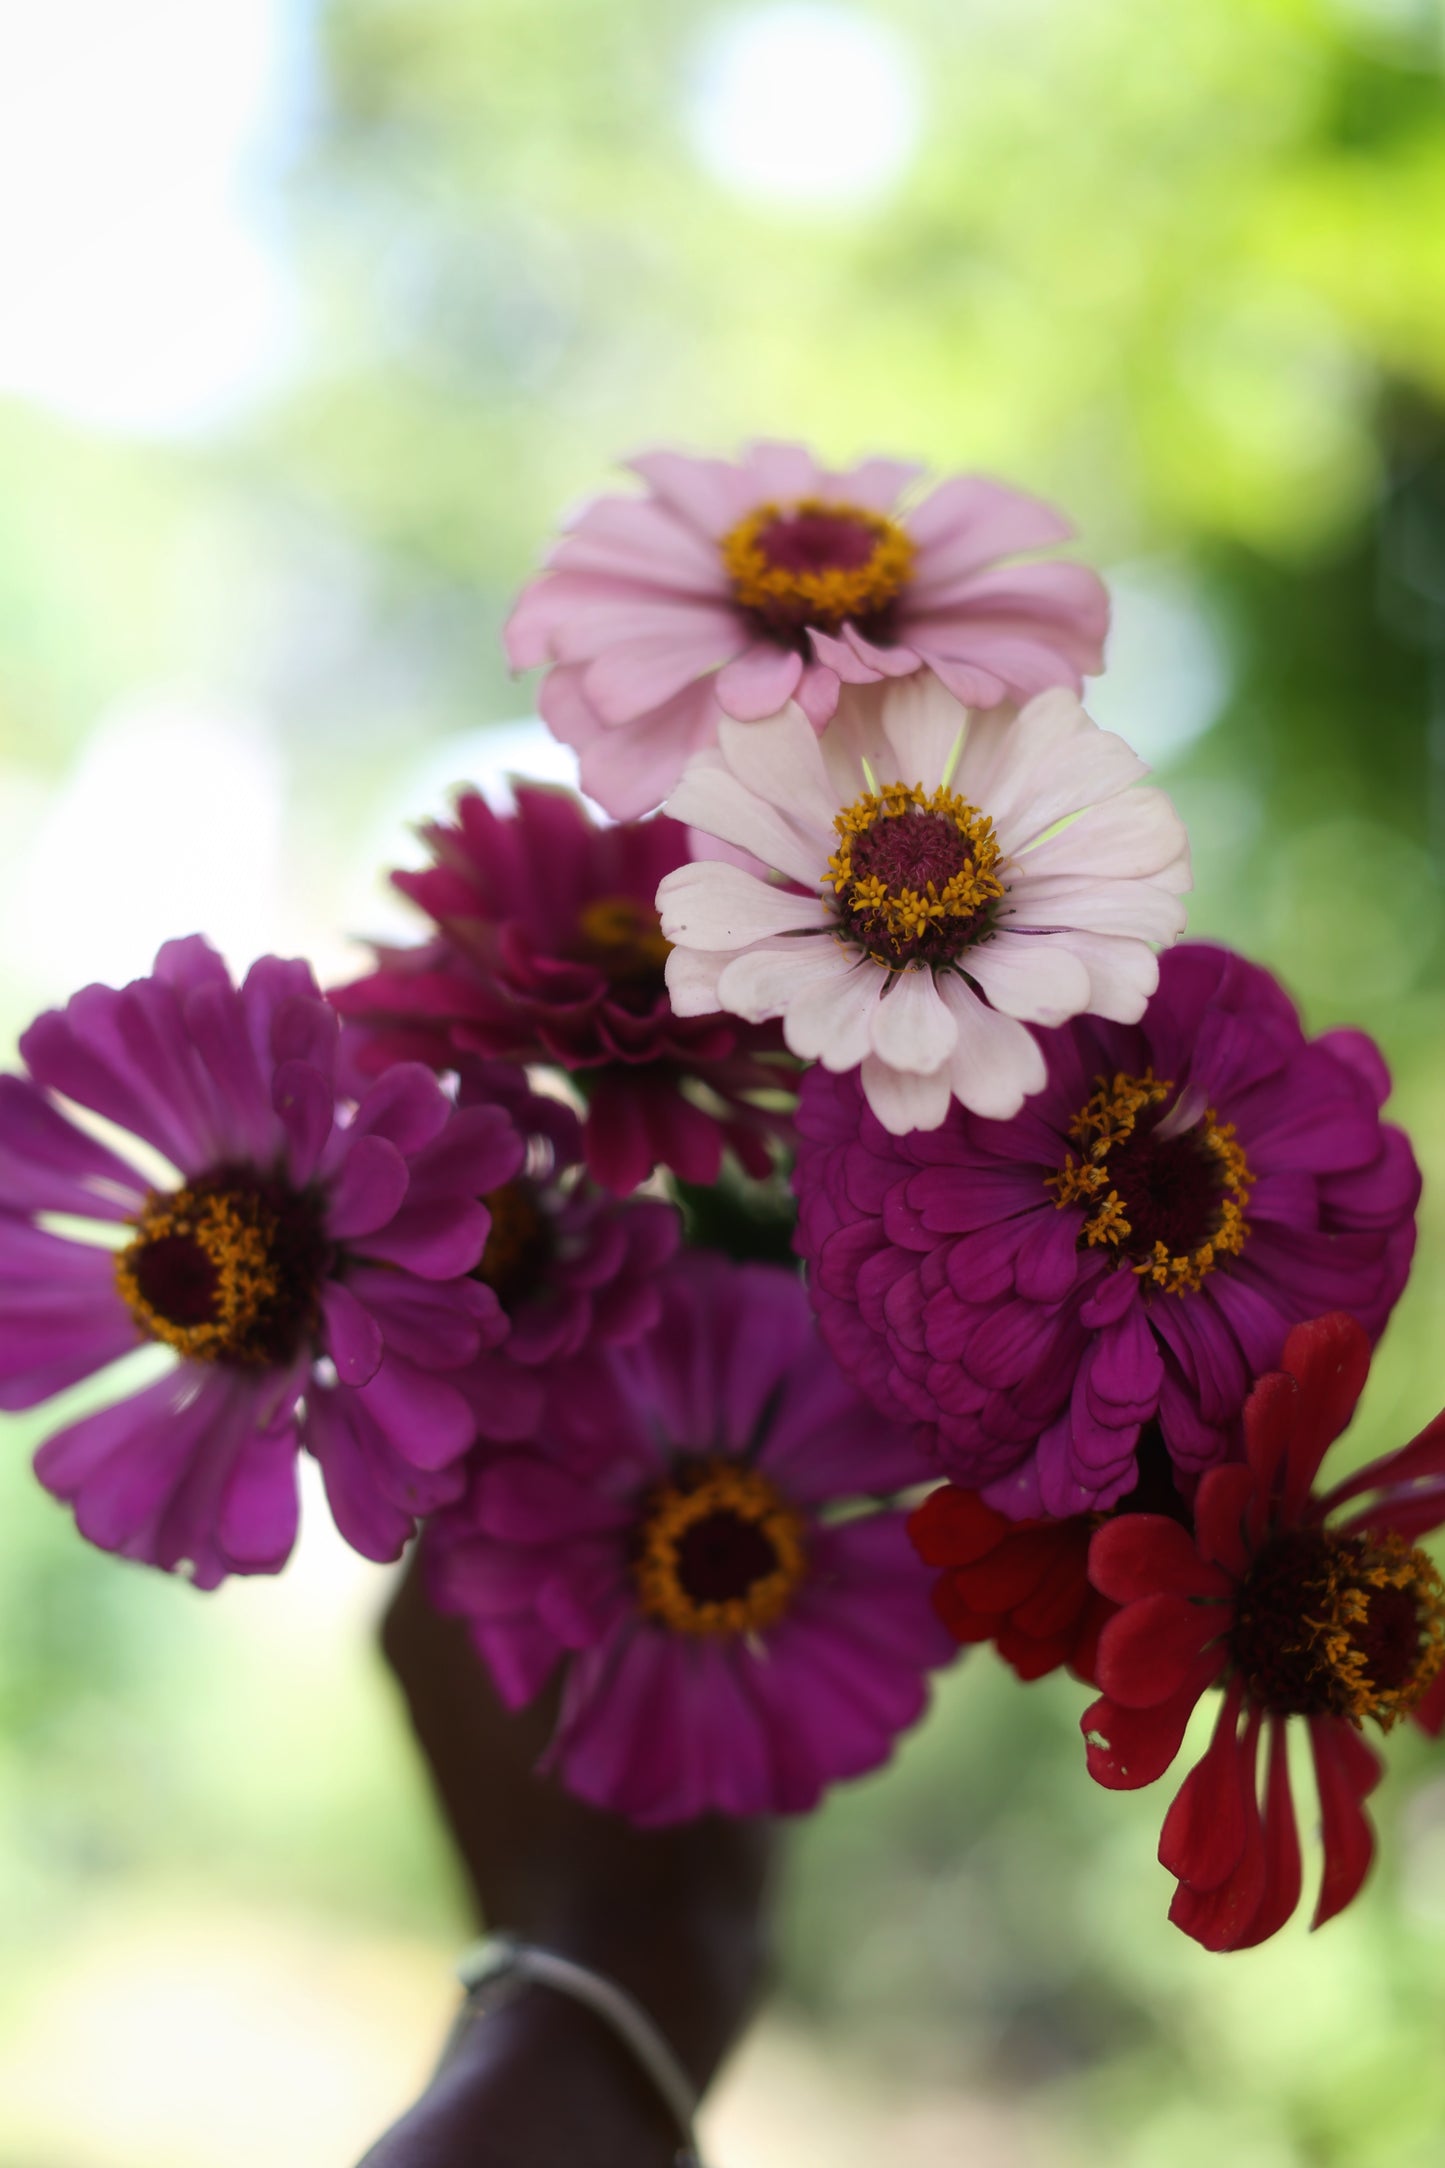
<box><xmin>4</xmin><ymin>0</ymin><xmax>1445</xmax><ymax>2161</ymax></box>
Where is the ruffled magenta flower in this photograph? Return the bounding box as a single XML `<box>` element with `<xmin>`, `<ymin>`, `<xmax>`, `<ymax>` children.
<box><xmin>451</xmin><ymin>1059</ymin><xmax>680</xmax><ymax>1443</ymax></box>
<box><xmin>330</xmin><ymin>787</ymin><xmax>788</xmax><ymax>1196</ymax></box>
<box><xmin>1084</xmin><ymin>1313</ymin><xmax>1445</xmax><ymax>1951</ymax></box>
<box><xmin>427</xmin><ymin>1254</ymin><xmax>952</xmax><ymax>1824</ymax></box>
<box><xmin>0</xmin><ymin>938</ymin><xmax>513</xmax><ymax>1585</ymax></box>
<box><xmin>794</xmin><ymin>944</ymin><xmax>1419</xmax><ymax>1517</ymax></box>
<box><xmin>659</xmin><ymin>679</ymin><xmax>1188</xmax><ymax>1134</ymax></box>
<box><xmin>505</xmin><ymin>441</ymin><xmax>1109</xmax><ymax>817</ymax></box>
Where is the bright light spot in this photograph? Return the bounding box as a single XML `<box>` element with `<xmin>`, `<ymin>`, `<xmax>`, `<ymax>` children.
<box><xmin>688</xmin><ymin>3</ymin><xmax>922</xmax><ymax>210</ymax></box>
<box><xmin>1086</xmin><ymin>563</ymin><xmax>1230</xmax><ymax>769</ymax></box>
<box><xmin>0</xmin><ymin>0</ymin><xmax>306</xmax><ymax>435</ymax></box>
<box><xmin>9</xmin><ymin>695</ymin><xmax>285</xmax><ymax>998</ymax></box>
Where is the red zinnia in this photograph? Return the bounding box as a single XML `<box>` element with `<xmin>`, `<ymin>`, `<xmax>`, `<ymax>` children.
<box><xmin>908</xmin><ymin>1485</ymin><xmax>1113</xmax><ymax>1684</ymax></box>
<box><xmin>1083</xmin><ymin>1312</ymin><xmax>1445</xmax><ymax>1951</ymax></box>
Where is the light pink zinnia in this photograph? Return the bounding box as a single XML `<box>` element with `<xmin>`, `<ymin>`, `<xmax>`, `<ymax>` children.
<box><xmin>658</xmin><ymin>677</ymin><xmax>1190</xmax><ymax>1136</ymax></box>
<box><xmin>505</xmin><ymin>441</ymin><xmax>1109</xmax><ymax>818</ymax></box>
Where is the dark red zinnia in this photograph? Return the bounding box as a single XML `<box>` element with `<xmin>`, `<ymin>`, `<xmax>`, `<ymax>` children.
<box><xmin>1082</xmin><ymin>1313</ymin><xmax>1445</xmax><ymax>1951</ymax></box>
<box><xmin>908</xmin><ymin>1485</ymin><xmax>1112</xmax><ymax>1684</ymax></box>
<box><xmin>329</xmin><ymin>787</ymin><xmax>790</xmax><ymax>1195</ymax></box>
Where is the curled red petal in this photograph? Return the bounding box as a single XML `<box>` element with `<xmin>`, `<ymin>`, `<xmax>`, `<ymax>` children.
<box><xmin>1159</xmin><ymin>1677</ymin><xmax>1249</xmax><ymax>1891</ymax></box>
<box><xmin>1233</xmin><ymin>1718</ymin><xmax>1304</xmax><ymax>1950</ymax></box>
<box><xmin>1242</xmin><ymin>1370</ymin><xmax>1298</xmax><ymax>1542</ymax></box>
<box><xmin>1089</xmin><ymin>1512</ymin><xmax>1231</xmax><ymax>1605</ymax></box>
<box><xmin>1310</xmin><ymin>1716</ymin><xmax>1383</xmax><ymax>1931</ymax></box>
<box><xmin>1322</xmin><ymin>1408</ymin><xmax>1445</xmax><ymax>1521</ymax></box>
<box><xmin>1193</xmin><ymin>1464</ymin><xmax>1255</xmax><ymax>1574</ymax></box>
<box><xmin>1083</xmin><ymin>1662</ymin><xmax>1217</xmax><ymax>1791</ymax></box>
<box><xmin>1280</xmin><ymin>1313</ymin><xmax>1372</xmax><ymax>1519</ymax></box>
<box><xmin>1094</xmin><ymin>1592</ymin><xmax>1221</xmax><ymax>1710</ymax></box>
<box><xmin>1169</xmin><ymin>1707</ymin><xmax>1266</xmax><ymax>1952</ymax></box>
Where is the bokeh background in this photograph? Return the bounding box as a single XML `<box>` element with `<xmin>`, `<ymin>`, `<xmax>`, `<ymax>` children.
<box><xmin>4</xmin><ymin>0</ymin><xmax>1445</xmax><ymax>2160</ymax></box>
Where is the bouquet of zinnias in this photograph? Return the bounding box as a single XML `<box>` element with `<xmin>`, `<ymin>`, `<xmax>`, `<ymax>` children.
<box><xmin>7</xmin><ymin>442</ymin><xmax>1440</xmax><ymax>1951</ymax></box>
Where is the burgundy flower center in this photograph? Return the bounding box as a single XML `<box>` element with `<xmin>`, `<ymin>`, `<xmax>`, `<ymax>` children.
<box><xmin>1047</xmin><ymin>1070</ymin><xmax>1253</xmax><ymax>1295</ymax></box>
<box><xmin>572</xmin><ymin>895</ymin><xmax>671</xmax><ymax>1014</ymax></box>
<box><xmin>720</xmin><ymin>497</ymin><xmax>915</xmax><ymax>637</ymax></box>
<box><xmin>1231</xmin><ymin>1527</ymin><xmax>1445</xmax><ymax>1728</ymax></box>
<box><xmin>115</xmin><ymin>1168</ymin><xmax>328</xmax><ymax>1367</ymax></box>
<box><xmin>631</xmin><ymin>1457</ymin><xmax>808</xmax><ymax>1637</ymax></box>
<box><xmin>475</xmin><ymin>1180</ymin><xmax>554</xmax><ymax>1311</ymax></box>
<box><xmin>828</xmin><ymin>781</ymin><xmax>1005</xmax><ymax>970</ymax></box>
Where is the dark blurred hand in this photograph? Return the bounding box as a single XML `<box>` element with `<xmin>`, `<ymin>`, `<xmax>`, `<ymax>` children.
<box><xmin>357</xmin><ymin>1555</ymin><xmax>773</xmax><ymax>2167</ymax></box>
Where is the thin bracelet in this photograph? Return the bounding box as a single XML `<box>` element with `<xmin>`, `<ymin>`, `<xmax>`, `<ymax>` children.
<box><xmin>455</xmin><ymin>1933</ymin><xmax>707</xmax><ymax>2168</ymax></box>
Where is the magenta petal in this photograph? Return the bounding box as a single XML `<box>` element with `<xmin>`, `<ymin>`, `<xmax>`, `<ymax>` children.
<box><xmin>0</xmin><ymin>1074</ymin><xmax>148</xmax><ymax>1222</ymax></box>
<box><xmin>351</xmin><ymin>1354</ymin><xmax>475</xmax><ymax>1470</ymax></box>
<box><xmin>321</xmin><ymin>1280</ymin><xmax>384</xmax><ymax>1386</ymax></box>
<box><xmin>273</xmin><ymin>1059</ymin><xmax>335</xmax><ymax>1185</ymax></box>
<box><xmin>217</xmin><ymin>1413</ymin><xmax>301</xmax><ymax>1571</ymax></box>
<box><xmin>326</xmin><ymin>1134</ymin><xmax>410</xmax><ymax>1242</ymax></box>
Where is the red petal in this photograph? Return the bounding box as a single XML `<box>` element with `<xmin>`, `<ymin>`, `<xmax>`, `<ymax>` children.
<box><xmin>1310</xmin><ymin>1717</ymin><xmax>1383</xmax><ymax>1930</ymax></box>
<box><xmin>1169</xmin><ymin>1708</ymin><xmax>1266</xmax><ymax>1952</ymax></box>
<box><xmin>1159</xmin><ymin>1678</ymin><xmax>1249</xmax><ymax>1890</ymax></box>
<box><xmin>1322</xmin><ymin>1408</ymin><xmax>1445</xmax><ymax>1520</ymax></box>
<box><xmin>1193</xmin><ymin>1464</ymin><xmax>1255</xmax><ymax>1575</ymax></box>
<box><xmin>1094</xmin><ymin>1593</ymin><xmax>1221</xmax><ymax>1709</ymax></box>
<box><xmin>1089</xmin><ymin>1513</ymin><xmax>1231</xmax><ymax>1605</ymax></box>
<box><xmin>951</xmin><ymin>1528</ymin><xmax>1058</xmax><ymax>1610</ymax></box>
<box><xmin>1280</xmin><ymin>1313</ymin><xmax>1371</xmax><ymax>1518</ymax></box>
<box><xmin>1412</xmin><ymin>1666</ymin><xmax>1445</xmax><ymax>1740</ymax></box>
<box><xmin>1242</xmin><ymin>1370</ymin><xmax>1298</xmax><ymax>1540</ymax></box>
<box><xmin>1233</xmin><ymin>1719</ymin><xmax>1304</xmax><ymax>1949</ymax></box>
<box><xmin>908</xmin><ymin>1485</ymin><xmax>1008</xmax><ymax>1568</ymax></box>
<box><xmin>930</xmin><ymin>1574</ymin><xmax>1000</xmax><ymax>1644</ymax></box>
<box><xmin>1083</xmin><ymin>1668</ymin><xmax>1216</xmax><ymax>1791</ymax></box>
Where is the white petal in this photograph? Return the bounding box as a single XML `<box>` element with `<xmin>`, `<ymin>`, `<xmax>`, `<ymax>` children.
<box><xmin>656</xmin><ymin>861</ymin><xmax>830</xmax><ymax>950</ymax></box>
<box><xmin>868</xmin><ymin>967</ymin><xmax>958</xmax><ymax>1075</ymax></box>
<box><xmin>982</xmin><ymin>696</ymin><xmax>1149</xmax><ymax>853</ymax></box>
<box><xmin>878</xmin><ymin>675</ymin><xmax>969</xmax><ymax>788</ymax></box>
<box><xmin>785</xmin><ymin>957</ymin><xmax>885</xmax><ymax>1070</ymax></box>
<box><xmin>1005</xmin><ymin>875</ymin><xmax>1188</xmax><ymax>945</ymax></box>
<box><xmin>666</xmin><ymin>750</ymin><xmax>822</xmax><ymax>887</ymax></box>
<box><xmin>1058</xmin><ymin>932</ymin><xmax>1161</xmax><ymax>1023</ymax></box>
<box><xmin>1014</xmin><ymin>787</ymin><xmax>1190</xmax><ymax>884</ymax></box>
<box><xmin>938</xmin><ymin>976</ymin><xmax>1047</xmax><ymax>1119</ymax></box>
<box><xmin>949</xmin><ymin>704</ymin><xmax>1019</xmax><ymax>810</ymax></box>
<box><xmin>815</xmin><ymin>683</ymin><xmax>883</xmax><ymax>802</ymax></box>
<box><xmin>716</xmin><ymin>938</ymin><xmax>855</xmax><ymax>1022</ymax></box>
<box><xmin>963</xmin><ymin>933</ymin><xmax>1092</xmax><ymax>1025</ymax></box>
<box><xmin>664</xmin><ymin>945</ymin><xmax>728</xmax><ymax>1016</ymax></box>
<box><xmin>717</xmin><ymin>708</ymin><xmax>839</xmax><ymax>836</ymax></box>
<box><xmin>859</xmin><ymin>1054</ymin><xmax>954</xmax><ymax>1135</ymax></box>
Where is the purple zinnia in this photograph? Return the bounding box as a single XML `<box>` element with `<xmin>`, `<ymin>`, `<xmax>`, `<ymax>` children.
<box><xmin>0</xmin><ymin>938</ymin><xmax>515</xmax><ymax>1584</ymax></box>
<box><xmin>452</xmin><ymin>1059</ymin><xmax>681</xmax><ymax>1443</ymax></box>
<box><xmin>794</xmin><ymin>944</ymin><xmax>1419</xmax><ymax>1519</ymax></box>
<box><xmin>426</xmin><ymin>1253</ymin><xmax>952</xmax><ymax>1825</ymax></box>
<box><xmin>330</xmin><ymin>786</ymin><xmax>789</xmax><ymax>1196</ymax></box>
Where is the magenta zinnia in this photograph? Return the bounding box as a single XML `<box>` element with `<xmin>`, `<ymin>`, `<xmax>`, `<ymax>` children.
<box><xmin>794</xmin><ymin>944</ymin><xmax>1419</xmax><ymax>1515</ymax></box>
<box><xmin>506</xmin><ymin>440</ymin><xmax>1109</xmax><ymax>817</ymax></box>
<box><xmin>1084</xmin><ymin>1313</ymin><xmax>1445</xmax><ymax>1951</ymax></box>
<box><xmin>426</xmin><ymin>1253</ymin><xmax>952</xmax><ymax>1824</ymax></box>
<box><xmin>0</xmin><ymin>939</ymin><xmax>513</xmax><ymax>1584</ymax></box>
<box><xmin>330</xmin><ymin>787</ymin><xmax>787</xmax><ymax>1196</ymax></box>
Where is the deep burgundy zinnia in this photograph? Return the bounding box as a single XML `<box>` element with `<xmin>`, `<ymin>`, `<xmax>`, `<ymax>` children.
<box><xmin>794</xmin><ymin>944</ymin><xmax>1419</xmax><ymax>1516</ymax></box>
<box><xmin>451</xmin><ymin>1058</ymin><xmax>680</xmax><ymax>1443</ymax></box>
<box><xmin>426</xmin><ymin>1253</ymin><xmax>952</xmax><ymax>1825</ymax></box>
<box><xmin>1083</xmin><ymin>1313</ymin><xmax>1445</xmax><ymax>1951</ymax></box>
<box><xmin>330</xmin><ymin>786</ymin><xmax>788</xmax><ymax>1196</ymax></box>
<box><xmin>0</xmin><ymin>938</ymin><xmax>514</xmax><ymax>1584</ymax></box>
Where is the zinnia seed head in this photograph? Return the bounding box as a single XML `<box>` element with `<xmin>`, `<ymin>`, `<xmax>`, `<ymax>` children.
<box><xmin>721</xmin><ymin>498</ymin><xmax>915</xmax><ymax>637</ymax></box>
<box><xmin>1231</xmin><ymin>1528</ymin><xmax>1445</xmax><ymax>1730</ymax></box>
<box><xmin>1047</xmin><ymin>1069</ymin><xmax>1253</xmax><ymax>1295</ymax></box>
<box><xmin>827</xmin><ymin>780</ymin><xmax>1005</xmax><ymax>970</ymax></box>
<box><xmin>630</xmin><ymin>1457</ymin><xmax>808</xmax><ymax>1637</ymax></box>
<box><xmin>115</xmin><ymin>1169</ymin><xmax>328</xmax><ymax>1367</ymax></box>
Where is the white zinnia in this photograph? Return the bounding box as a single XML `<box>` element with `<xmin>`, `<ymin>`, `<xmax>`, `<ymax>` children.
<box><xmin>656</xmin><ymin>677</ymin><xmax>1190</xmax><ymax>1135</ymax></box>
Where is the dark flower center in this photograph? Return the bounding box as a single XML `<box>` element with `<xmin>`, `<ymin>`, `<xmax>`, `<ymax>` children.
<box><xmin>828</xmin><ymin>782</ymin><xmax>1005</xmax><ymax>970</ymax></box>
<box><xmin>116</xmin><ymin>1168</ymin><xmax>328</xmax><ymax>1367</ymax></box>
<box><xmin>572</xmin><ymin>895</ymin><xmax>671</xmax><ymax>1012</ymax></box>
<box><xmin>1048</xmin><ymin>1071</ymin><xmax>1253</xmax><ymax>1295</ymax></box>
<box><xmin>631</xmin><ymin>1457</ymin><xmax>808</xmax><ymax>1637</ymax></box>
<box><xmin>475</xmin><ymin>1180</ymin><xmax>554</xmax><ymax>1310</ymax></box>
<box><xmin>1231</xmin><ymin>1527</ymin><xmax>1445</xmax><ymax>1728</ymax></box>
<box><xmin>721</xmin><ymin>497</ymin><xmax>915</xmax><ymax>637</ymax></box>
